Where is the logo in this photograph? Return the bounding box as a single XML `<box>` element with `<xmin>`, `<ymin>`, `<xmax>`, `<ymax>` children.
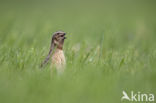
<box><xmin>121</xmin><ymin>91</ymin><xmax>154</xmax><ymax>102</ymax></box>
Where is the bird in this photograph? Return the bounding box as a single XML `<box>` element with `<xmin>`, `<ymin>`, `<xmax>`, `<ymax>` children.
<box><xmin>41</xmin><ymin>31</ymin><xmax>66</xmax><ymax>74</ymax></box>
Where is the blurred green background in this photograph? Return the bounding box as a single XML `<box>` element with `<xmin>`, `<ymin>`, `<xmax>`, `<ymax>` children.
<box><xmin>0</xmin><ymin>0</ymin><xmax>156</xmax><ymax>103</ymax></box>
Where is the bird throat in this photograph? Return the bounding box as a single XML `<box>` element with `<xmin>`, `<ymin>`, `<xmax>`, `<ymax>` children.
<box><xmin>57</xmin><ymin>44</ymin><xmax>63</xmax><ymax>50</ymax></box>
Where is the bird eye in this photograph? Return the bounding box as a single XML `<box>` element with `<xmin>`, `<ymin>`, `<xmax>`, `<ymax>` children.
<box><xmin>60</xmin><ymin>35</ymin><xmax>64</xmax><ymax>37</ymax></box>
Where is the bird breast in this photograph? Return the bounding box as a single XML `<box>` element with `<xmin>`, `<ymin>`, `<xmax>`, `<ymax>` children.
<box><xmin>51</xmin><ymin>48</ymin><xmax>66</xmax><ymax>69</ymax></box>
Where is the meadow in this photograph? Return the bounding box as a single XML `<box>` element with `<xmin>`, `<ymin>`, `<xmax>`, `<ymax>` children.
<box><xmin>0</xmin><ymin>0</ymin><xmax>156</xmax><ymax>103</ymax></box>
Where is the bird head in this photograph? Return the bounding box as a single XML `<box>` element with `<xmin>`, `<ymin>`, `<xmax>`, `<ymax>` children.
<box><xmin>52</xmin><ymin>31</ymin><xmax>66</xmax><ymax>49</ymax></box>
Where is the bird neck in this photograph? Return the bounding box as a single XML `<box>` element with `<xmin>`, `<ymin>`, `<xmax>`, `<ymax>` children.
<box><xmin>56</xmin><ymin>45</ymin><xmax>63</xmax><ymax>50</ymax></box>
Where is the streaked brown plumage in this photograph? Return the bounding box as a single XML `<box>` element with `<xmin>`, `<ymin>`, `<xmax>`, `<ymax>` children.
<box><xmin>41</xmin><ymin>31</ymin><xmax>66</xmax><ymax>73</ymax></box>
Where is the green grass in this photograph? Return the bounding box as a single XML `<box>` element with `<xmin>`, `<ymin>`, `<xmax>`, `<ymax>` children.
<box><xmin>0</xmin><ymin>1</ymin><xmax>156</xmax><ymax>103</ymax></box>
